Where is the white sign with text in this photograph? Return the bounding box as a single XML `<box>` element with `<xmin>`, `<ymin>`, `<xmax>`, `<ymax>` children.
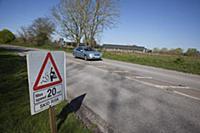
<box><xmin>27</xmin><ymin>51</ymin><xmax>66</xmax><ymax>115</ymax></box>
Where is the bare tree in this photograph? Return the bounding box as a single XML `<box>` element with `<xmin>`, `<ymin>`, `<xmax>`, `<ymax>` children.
<box><xmin>84</xmin><ymin>0</ymin><xmax>119</xmax><ymax>47</ymax></box>
<box><xmin>52</xmin><ymin>0</ymin><xmax>119</xmax><ymax>47</ymax></box>
<box><xmin>17</xmin><ymin>26</ymin><xmax>29</xmax><ymax>42</ymax></box>
<box><xmin>17</xmin><ymin>26</ymin><xmax>36</xmax><ymax>44</ymax></box>
<box><xmin>17</xmin><ymin>17</ymin><xmax>55</xmax><ymax>45</ymax></box>
<box><xmin>30</xmin><ymin>17</ymin><xmax>55</xmax><ymax>45</ymax></box>
<box><xmin>52</xmin><ymin>0</ymin><xmax>86</xmax><ymax>45</ymax></box>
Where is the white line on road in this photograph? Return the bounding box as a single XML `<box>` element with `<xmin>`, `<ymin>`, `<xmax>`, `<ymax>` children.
<box><xmin>97</xmin><ymin>65</ymin><xmax>107</xmax><ymax>68</ymax></box>
<box><xmin>135</xmin><ymin>76</ymin><xmax>152</xmax><ymax>79</ymax></box>
<box><xmin>92</xmin><ymin>66</ymin><xmax>108</xmax><ymax>72</ymax></box>
<box><xmin>125</xmin><ymin>76</ymin><xmax>190</xmax><ymax>89</ymax></box>
<box><xmin>173</xmin><ymin>91</ymin><xmax>200</xmax><ymax>101</ymax></box>
<box><xmin>165</xmin><ymin>86</ymin><xmax>190</xmax><ymax>89</ymax></box>
<box><xmin>125</xmin><ymin>76</ymin><xmax>200</xmax><ymax>101</ymax></box>
<box><xmin>125</xmin><ymin>76</ymin><xmax>166</xmax><ymax>89</ymax></box>
<box><xmin>112</xmin><ymin>70</ymin><xmax>129</xmax><ymax>73</ymax></box>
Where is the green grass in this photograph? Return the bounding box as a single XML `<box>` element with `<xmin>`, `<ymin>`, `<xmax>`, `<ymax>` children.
<box><xmin>3</xmin><ymin>43</ymin><xmax>74</xmax><ymax>53</ymax></box>
<box><xmin>103</xmin><ymin>51</ymin><xmax>200</xmax><ymax>75</ymax></box>
<box><xmin>0</xmin><ymin>48</ymin><xmax>91</xmax><ymax>133</ymax></box>
<box><xmin>2</xmin><ymin>43</ymin><xmax>200</xmax><ymax>75</ymax></box>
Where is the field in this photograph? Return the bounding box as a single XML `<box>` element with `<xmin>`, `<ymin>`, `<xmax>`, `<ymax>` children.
<box><xmin>0</xmin><ymin>48</ymin><xmax>91</xmax><ymax>133</ymax></box>
<box><xmin>103</xmin><ymin>51</ymin><xmax>200</xmax><ymax>75</ymax></box>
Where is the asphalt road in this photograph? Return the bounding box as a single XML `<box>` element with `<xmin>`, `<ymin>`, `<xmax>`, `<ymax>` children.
<box><xmin>66</xmin><ymin>53</ymin><xmax>200</xmax><ymax>133</ymax></box>
<box><xmin>1</xmin><ymin>45</ymin><xmax>200</xmax><ymax>133</ymax></box>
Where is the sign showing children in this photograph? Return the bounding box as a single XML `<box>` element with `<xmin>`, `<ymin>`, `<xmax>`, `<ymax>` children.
<box><xmin>27</xmin><ymin>51</ymin><xmax>66</xmax><ymax>115</ymax></box>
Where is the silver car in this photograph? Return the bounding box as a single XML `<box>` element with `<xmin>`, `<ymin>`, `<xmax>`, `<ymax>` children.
<box><xmin>73</xmin><ymin>46</ymin><xmax>102</xmax><ymax>60</ymax></box>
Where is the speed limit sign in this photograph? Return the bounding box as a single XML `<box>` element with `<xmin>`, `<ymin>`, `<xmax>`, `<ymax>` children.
<box><xmin>27</xmin><ymin>51</ymin><xmax>66</xmax><ymax>115</ymax></box>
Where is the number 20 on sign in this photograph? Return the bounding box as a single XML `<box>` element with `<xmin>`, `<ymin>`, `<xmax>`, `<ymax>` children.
<box><xmin>27</xmin><ymin>51</ymin><xmax>67</xmax><ymax>115</ymax></box>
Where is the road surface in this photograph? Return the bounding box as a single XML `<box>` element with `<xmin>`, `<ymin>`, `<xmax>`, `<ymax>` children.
<box><xmin>66</xmin><ymin>51</ymin><xmax>200</xmax><ymax>133</ymax></box>
<box><xmin>1</xmin><ymin>45</ymin><xmax>200</xmax><ymax>133</ymax></box>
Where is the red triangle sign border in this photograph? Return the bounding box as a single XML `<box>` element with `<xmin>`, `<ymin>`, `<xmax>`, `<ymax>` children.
<box><xmin>33</xmin><ymin>52</ymin><xmax>63</xmax><ymax>91</ymax></box>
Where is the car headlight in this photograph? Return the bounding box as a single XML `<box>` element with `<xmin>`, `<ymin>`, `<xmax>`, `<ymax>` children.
<box><xmin>89</xmin><ymin>54</ymin><xmax>93</xmax><ymax>58</ymax></box>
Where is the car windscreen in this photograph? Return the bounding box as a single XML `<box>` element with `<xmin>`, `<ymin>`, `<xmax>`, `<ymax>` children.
<box><xmin>84</xmin><ymin>47</ymin><xmax>95</xmax><ymax>51</ymax></box>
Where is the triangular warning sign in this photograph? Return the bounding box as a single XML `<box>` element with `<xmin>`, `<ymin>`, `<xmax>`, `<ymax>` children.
<box><xmin>33</xmin><ymin>52</ymin><xmax>62</xmax><ymax>91</ymax></box>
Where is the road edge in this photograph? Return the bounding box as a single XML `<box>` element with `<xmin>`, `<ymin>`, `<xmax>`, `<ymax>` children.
<box><xmin>77</xmin><ymin>104</ymin><xmax>114</xmax><ymax>133</ymax></box>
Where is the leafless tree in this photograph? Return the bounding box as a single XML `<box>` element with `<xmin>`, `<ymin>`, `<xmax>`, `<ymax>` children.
<box><xmin>17</xmin><ymin>26</ymin><xmax>35</xmax><ymax>43</ymax></box>
<box><xmin>18</xmin><ymin>17</ymin><xmax>55</xmax><ymax>45</ymax></box>
<box><xmin>17</xmin><ymin>26</ymin><xmax>29</xmax><ymax>42</ymax></box>
<box><xmin>30</xmin><ymin>17</ymin><xmax>55</xmax><ymax>45</ymax></box>
<box><xmin>52</xmin><ymin>0</ymin><xmax>119</xmax><ymax>47</ymax></box>
<box><xmin>84</xmin><ymin>0</ymin><xmax>119</xmax><ymax>47</ymax></box>
<box><xmin>52</xmin><ymin>0</ymin><xmax>86</xmax><ymax>45</ymax></box>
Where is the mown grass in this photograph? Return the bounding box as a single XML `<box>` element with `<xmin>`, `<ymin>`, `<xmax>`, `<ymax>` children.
<box><xmin>103</xmin><ymin>51</ymin><xmax>200</xmax><ymax>75</ymax></box>
<box><xmin>0</xmin><ymin>48</ymin><xmax>91</xmax><ymax>133</ymax></box>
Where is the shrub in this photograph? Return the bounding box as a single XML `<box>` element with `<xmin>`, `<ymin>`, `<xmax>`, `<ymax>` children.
<box><xmin>0</xmin><ymin>29</ymin><xmax>15</xmax><ymax>44</ymax></box>
<box><xmin>185</xmin><ymin>48</ymin><xmax>199</xmax><ymax>56</ymax></box>
<box><xmin>174</xmin><ymin>57</ymin><xmax>184</xmax><ymax>64</ymax></box>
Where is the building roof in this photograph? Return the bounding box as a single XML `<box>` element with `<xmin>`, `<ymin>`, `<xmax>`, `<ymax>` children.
<box><xmin>102</xmin><ymin>44</ymin><xmax>146</xmax><ymax>51</ymax></box>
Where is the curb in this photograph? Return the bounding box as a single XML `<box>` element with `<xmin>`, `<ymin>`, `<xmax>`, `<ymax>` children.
<box><xmin>76</xmin><ymin>104</ymin><xmax>114</xmax><ymax>133</ymax></box>
<box><xmin>68</xmin><ymin>96</ymin><xmax>114</xmax><ymax>133</ymax></box>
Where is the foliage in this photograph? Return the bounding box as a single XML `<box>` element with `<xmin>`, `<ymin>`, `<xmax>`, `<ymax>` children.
<box><xmin>152</xmin><ymin>47</ymin><xmax>200</xmax><ymax>56</ymax></box>
<box><xmin>174</xmin><ymin>57</ymin><xmax>184</xmax><ymax>64</ymax></box>
<box><xmin>0</xmin><ymin>29</ymin><xmax>15</xmax><ymax>43</ymax></box>
<box><xmin>153</xmin><ymin>48</ymin><xmax>160</xmax><ymax>53</ymax></box>
<box><xmin>159</xmin><ymin>47</ymin><xmax>168</xmax><ymax>53</ymax></box>
<box><xmin>17</xmin><ymin>17</ymin><xmax>55</xmax><ymax>46</ymax></box>
<box><xmin>31</xmin><ymin>17</ymin><xmax>55</xmax><ymax>45</ymax></box>
<box><xmin>169</xmin><ymin>48</ymin><xmax>183</xmax><ymax>55</ymax></box>
<box><xmin>185</xmin><ymin>48</ymin><xmax>199</xmax><ymax>56</ymax></box>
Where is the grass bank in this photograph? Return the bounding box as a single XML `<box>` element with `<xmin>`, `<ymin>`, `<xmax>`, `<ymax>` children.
<box><xmin>5</xmin><ymin>43</ymin><xmax>74</xmax><ymax>53</ymax></box>
<box><xmin>2</xmin><ymin>43</ymin><xmax>200</xmax><ymax>75</ymax></box>
<box><xmin>103</xmin><ymin>51</ymin><xmax>200</xmax><ymax>75</ymax></box>
<box><xmin>0</xmin><ymin>48</ymin><xmax>91</xmax><ymax>133</ymax></box>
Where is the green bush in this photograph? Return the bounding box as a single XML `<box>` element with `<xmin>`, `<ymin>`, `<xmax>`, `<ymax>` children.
<box><xmin>0</xmin><ymin>29</ymin><xmax>15</xmax><ymax>44</ymax></box>
<box><xmin>185</xmin><ymin>48</ymin><xmax>199</xmax><ymax>56</ymax></box>
<box><xmin>174</xmin><ymin>57</ymin><xmax>184</xmax><ymax>64</ymax></box>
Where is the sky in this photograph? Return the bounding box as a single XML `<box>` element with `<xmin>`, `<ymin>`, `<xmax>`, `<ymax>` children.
<box><xmin>0</xmin><ymin>0</ymin><xmax>200</xmax><ymax>50</ymax></box>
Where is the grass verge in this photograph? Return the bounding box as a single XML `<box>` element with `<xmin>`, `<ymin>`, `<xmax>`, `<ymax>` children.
<box><xmin>2</xmin><ymin>43</ymin><xmax>200</xmax><ymax>75</ymax></box>
<box><xmin>0</xmin><ymin>48</ymin><xmax>91</xmax><ymax>133</ymax></box>
<box><xmin>103</xmin><ymin>51</ymin><xmax>200</xmax><ymax>75</ymax></box>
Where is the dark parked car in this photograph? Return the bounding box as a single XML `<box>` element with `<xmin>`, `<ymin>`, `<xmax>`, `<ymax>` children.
<box><xmin>73</xmin><ymin>46</ymin><xmax>102</xmax><ymax>60</ymax></box>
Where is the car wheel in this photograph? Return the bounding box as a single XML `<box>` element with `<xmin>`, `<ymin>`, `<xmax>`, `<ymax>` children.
<box><xmin>84</xmin><ymin>55</ymin><xmax>88</xmax><ymax>61</ymax></box>
<box><xmin>73</xmin><ymin>52</ymin><xmax>76</xmax><ymax>58</ymax></box>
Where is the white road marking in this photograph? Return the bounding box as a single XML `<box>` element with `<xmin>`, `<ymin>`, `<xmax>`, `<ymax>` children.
<box><xmin>125</xmin><ymin>76</ymin><xmax>166</xmax><ymax>89</ymax></box>
<box><xmin>93</xmin><ymin>66</ymin><xmax>108</xmax><ymax>72</ymax></box>
<box><xmin>97</xmin><ymin>65</ymin><xmax>107</xmax><ymax>68</ymax></box>
<box><xmin>125</xmin><ymin>76</ymin><xmax>200</xmax><ymax>101</ymax></box>
<box><xmin>135</xmin><ymin>76</ymin><xmax>152</xmax><ymax>79</ymax></box>
<box><xmin>69</xmin><ymin>59</ymin><xmax>196</xmax><ymax>102</ymax></box>
<box><xmin>165</xmin><ymin>86</ymin><xmax>190</xmax><ymax>89</ymax></box>
<box><xmin>112</xmin><ymin>70</ymin><xmax>129</xmax><ymax>73</ymax></box>
<box><xmin>173</xmin><ymin>91</ymin><xmax>200</xmax><ymax>101</ymax></box>
<box><xmin>125</xmin><ymin>76</ymin><xmax>190</xmax><ymax>89</ymax></box>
